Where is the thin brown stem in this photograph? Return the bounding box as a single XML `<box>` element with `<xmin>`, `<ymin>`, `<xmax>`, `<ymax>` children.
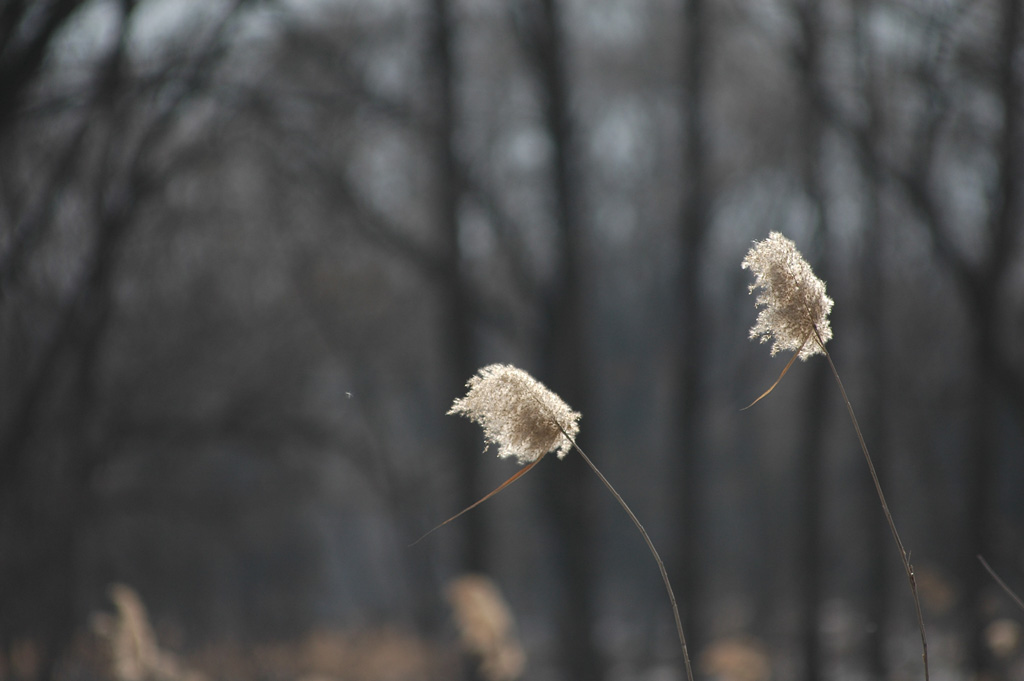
<box><xmin>410</xmin><ymin>454</ymin><xmax>545</xmax><ymax>546</ymax></box>
<box><xmin>979</xmin><ymin>555</ymin><xmax>1024</xmax><ymax>612</ymax></box>
<box><xmin>813</xmin><ymin>328</ymin><xmax>929</xmax><ymax>681</ymax></box>
<box><xmin>567</xmin><ymin>439</ymin><xmax>695</xmax><ymax>681</ymax></box>
<box><xmin>742</xmin><ymin>333</ymin><xmax>811</xmax><ymax>410</ymax></box>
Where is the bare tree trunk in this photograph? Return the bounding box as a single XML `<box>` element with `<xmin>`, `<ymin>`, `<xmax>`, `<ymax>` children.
<box><xmin>793</xmin><ymin>3</ymin><xmax>830</xmax><ymax>679</ymax></box>
<box><xmin>0</xmin><ymin>110</ymin><xmax>139</xmax><ymax>681</ymax></box>
<box><xmin>39</xmin><ymin>178</ymin><xmax>135</xmax><ymax>681</ymax></box>
<box><xmin>429</xmin><ymin>0</ymin><xmax>487</xmax><ymax>578</ymax></box>
<box><xmin>832</xmin><ymin>0</ymin><xmax>1024</xmax><ymax>672</ymax></box>
<box><xmin>0</xmin><ymin>4</ymin><xmax>250</xmax><ymax>673</ymax></box>
<box><xmin>963</xmin><ymin>1</ymin><xmax>1022</xmax><ymax>678</ymax></box>
<box><xmin>0</xmin><ymin>0</ymin><xmax>87</xmax><ymax>132</ymax></box>
<box><xmin>966</xmin><ymin>7</ymin><xmax>1021</xmax><ymax>676</ymax></box>
<box><xmin>429</xmin><ymin>5</ymin><xmax>490</xmax><ymax>679</ymax></box>
<box><xmin>528</xmin><ymin>1</ymin><xmax>603</xmax><ymax>679</ymax></box>
<box><xmin>965</xmin><ymin>321</ymin><xmax>999</xmax><ymax>678</ymax></box>
<box><xmin>797</xmin><ymin>366</ymin><xmax>828</xmax><ymax>681</ymax></box>
<box><xmin>674</xmin><ymin>0</ymin><xmax>710</xmax><ymax>661</ymax></box>
<box><xmin>851</xmin><ymin>2</ymin><xmax>889</xmax><ymax>676</ymax></box>
<box><xmin>859</xmin><ymin>144</ymin><xmax>890</xmax><ymax>681</ymax></box>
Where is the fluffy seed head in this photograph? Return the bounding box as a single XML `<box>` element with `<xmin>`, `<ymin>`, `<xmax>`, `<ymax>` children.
<box><xmin>742</xmin><ymin>232</ymin><xmax>834</xmax><ymax>359</ymax></box>
<box><xmin>448</xmin><ymin>364</ymin><xmax>580</xmax><ymax>464</ymax></box>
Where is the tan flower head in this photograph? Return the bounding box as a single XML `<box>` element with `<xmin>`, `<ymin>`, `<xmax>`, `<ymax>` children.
<box><xmin>446</xmin><ymin>574</ymin><xmax>526</xmax><ymax>681</ymax></box>
<box><xmin>742</xmin><ymin>231</ymin><xmax>833</xmax><ymax>359</ymax></box>
<box><xmin>448</xmin><ymin>364</ymin><xmax>580</xmax><ymax>464</ymax></box>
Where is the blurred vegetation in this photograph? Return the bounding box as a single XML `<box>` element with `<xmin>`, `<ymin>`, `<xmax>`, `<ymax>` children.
<box><xmin>1</xmin><ymin>1</ymin><xmax>1023</xmax><ymax>680</ymax></box>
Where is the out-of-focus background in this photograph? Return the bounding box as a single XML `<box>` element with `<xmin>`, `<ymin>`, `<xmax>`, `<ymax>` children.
<box><xmin>1</xmin><ymin>1</ymin><xmax>1023</xmax><ymax>680</ymax></box>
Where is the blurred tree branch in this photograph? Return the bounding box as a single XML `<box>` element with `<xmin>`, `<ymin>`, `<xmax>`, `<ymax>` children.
<box><xmin>0</xmin><ymin>2</ymin><xmax>264</xmax><ymax>673</ymax></box>
<box><xmin>791</xmin><ymin>1</ymin><xmax>1024</xmax><ymax>417</ymax></box>
<box><xmin>0</xmin><ymin>0</ymin><xmax>88</xmax><ymax>130</ymax></box>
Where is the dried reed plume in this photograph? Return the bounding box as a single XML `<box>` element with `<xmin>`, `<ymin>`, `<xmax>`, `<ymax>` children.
<box><xmin>412</xmin><ymin>365</ymin><xmax>579</xmax><ymax>542</ymax></box>
<box><xmin>446</xmin><ymin>574</ymin><xmax>526</xmax><ymax>681</ymax></box>
<box><xmin>90</xmin><ymin>584</ymin><xmax>201</xmax><ymax>681</ymax></box>
<box><xmin>742</xmin><ymin>231</ymin><xmax>833</xmax><ymax>360</ymax></box>
<box><xmin>421</xmin><ymin>363</ymin><xmax>694</xmax><ymax>681</ymax></box>
<box><xmin>742</xmin><ymin>232</ymin><xmax>929</xmax><ymax>681</ymax></box>
<box><xmin>448</xmin><ymin>364</ymin><xmax>580</xmax><ymax>464</ymax></box>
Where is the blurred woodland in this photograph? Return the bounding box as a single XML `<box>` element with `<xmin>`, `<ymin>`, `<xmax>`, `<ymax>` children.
<box><xmin>1</xmin><ymin>1</ymin><xmax>1024</xmax><ymax>680</ymax></box>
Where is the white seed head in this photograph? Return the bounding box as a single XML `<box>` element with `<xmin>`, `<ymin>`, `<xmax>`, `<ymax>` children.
<box><xmin>742</xmin><ymin>232</ymin><xmax>834</xmax><ymax>359</ymax></box>
<box><xmin>448</xmin><ymin>364</ymin><xmax>581</xmax><ymax>464</ymax></box>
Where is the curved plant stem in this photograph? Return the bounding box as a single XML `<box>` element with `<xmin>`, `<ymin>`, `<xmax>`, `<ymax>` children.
<box><xmin>411</xmin><ymin>455</ymin><xmax>545</xmax><ymax>545</ymax></box>
<box><xmin>568</xmin><ymin>439</ymin><xmax>695</xmax><ymax>681</ymax></box>
<box><xmin>742</xmin><ymin>333</ymin><xmax>810</xmax><ymax>410</ymax></box>
<box><xmin>979</xmin><ymin>554</ymin><xmax>1024</xmax><ymax>612</ymax></box>
<box><xmin>814</xmin><ymin>328</ymin><xmax>929</xmax><ymax>681</ymax></box>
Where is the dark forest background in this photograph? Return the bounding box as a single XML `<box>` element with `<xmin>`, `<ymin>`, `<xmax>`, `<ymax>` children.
<box><xmin>2</xmin><ymin>1</ymin><xmax>1024</xmax><ymax>681</ymax></box>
